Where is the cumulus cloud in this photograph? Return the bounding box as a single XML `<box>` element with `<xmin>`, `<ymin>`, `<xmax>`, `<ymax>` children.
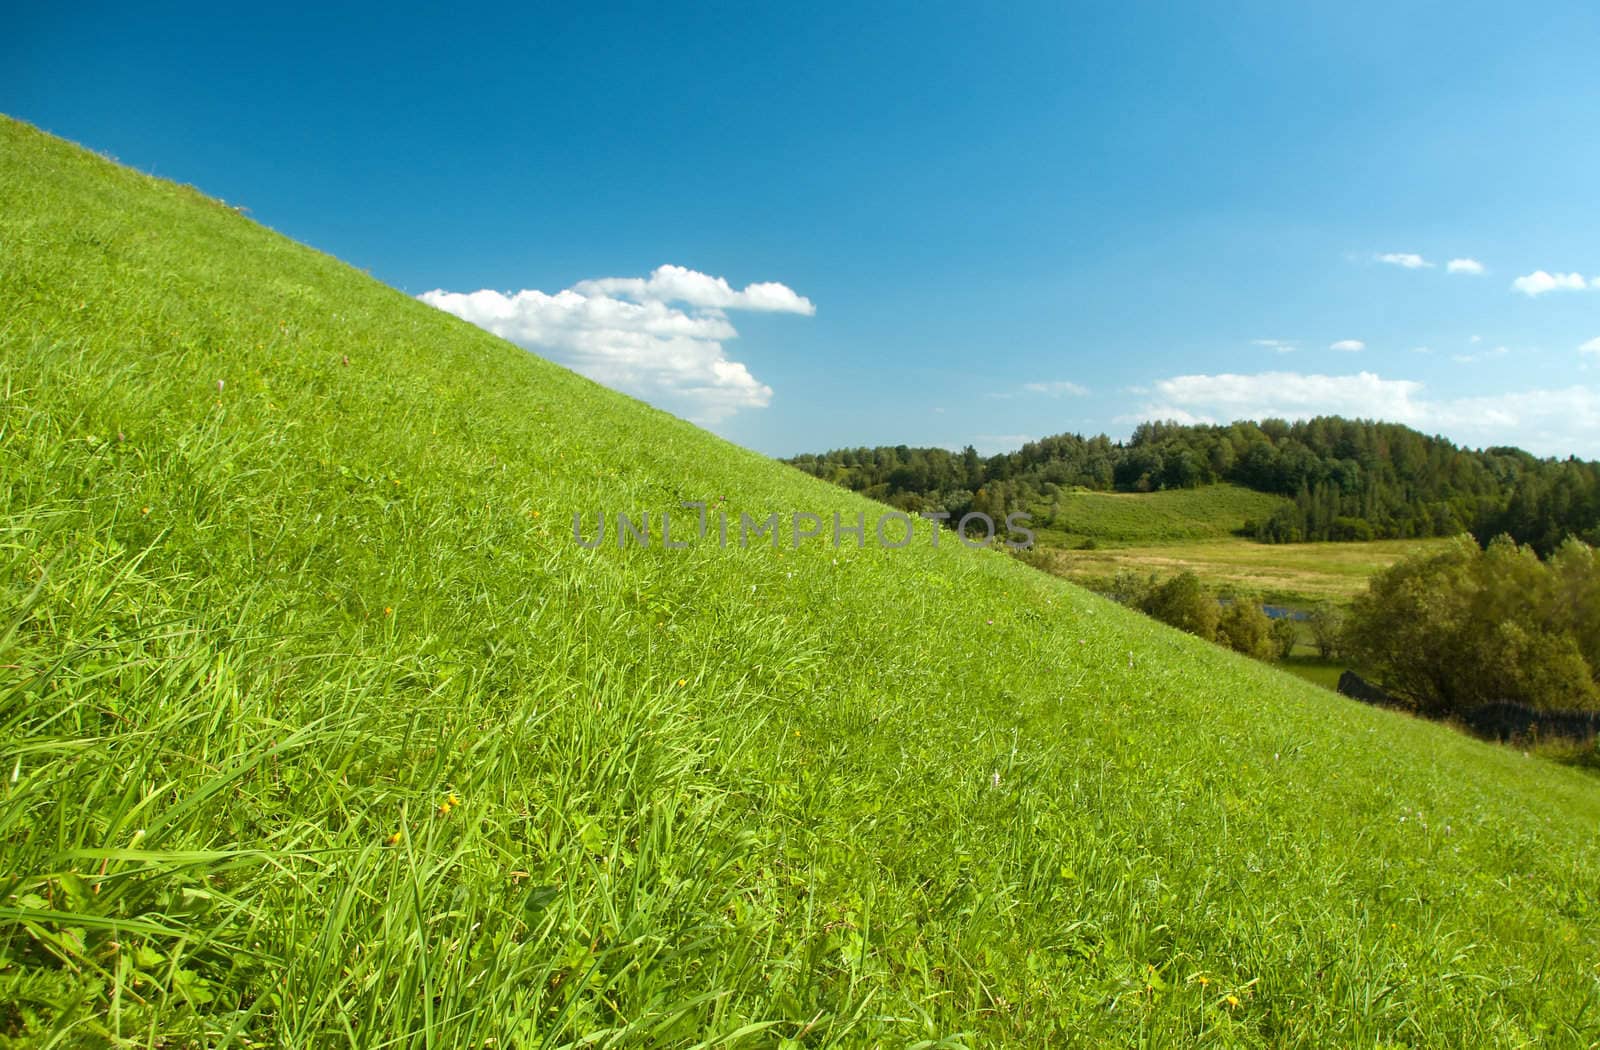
<box><xmin>1581</xmin><ymin>337</ymin><xmax>1600</xmax><ymax>357</ymax></box>
<box><xmin>1117</xmin><ymin>370</ymin><xmax>1599</xmax><ymax>457</ymax></box>
<box><xmin>1330</xmin><ymin>339</ymin><xmax>1365</xmax><ymax>352</ymax></box>
<box><xmin>1022</xmin><ymin>380</ymin><xmax>1090</xmax><ymax>397</ymax></box>
<box><xmin>419</xmin><ymin>266</ymin><xmax>812</xmax><ymax>424</ymax></box>
<box><xmin>574</xmin><ymin>264</ymin><xmax>815</xmax><ymax>315</ymax></box>
<box><xmin>1377</xmin><ymin>252</ymin><xmax>1432</xmax><ymax>269</ymax></box>
<box><xmin>1511</xmin><ymin>270</ymin><xmax>1596</xmax><ymax>296</ymax></box>
<box><xmin>1121</xmin><ymin>372</ymin><xmax>1422</xmax><ymax>424</ymax></box>
<box><xmin>1446</xmin><ymin>257</ymin><xmax>1485</xmax><ymax>275</ymax></box>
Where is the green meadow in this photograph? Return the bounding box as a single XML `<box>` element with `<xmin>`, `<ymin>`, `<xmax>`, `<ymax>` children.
<box><xmin>1031</xmin><ymin>483</ymin><xmax>1288</xmax><ymax>547</ymax></box>
<box><xmin>4</xmin><ymin>117</ymin><xmax>1600</xmax><ymax>1047</ymax></box>
<box><xmin>1032</xmin><ymin>534</ymin><xmax>1459</xmax><ymax>608</ymax></box>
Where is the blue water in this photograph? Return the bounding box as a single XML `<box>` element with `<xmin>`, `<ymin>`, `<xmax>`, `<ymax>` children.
<box><xmin>1218</xmin><ymin>598</ymin><xmax>1309</xmax><ymax>620</ymax></box>
<box><xmin>1102</xmin><ymin>594</ymin><xmax>1310</xmax><ymax>621</ymax></box>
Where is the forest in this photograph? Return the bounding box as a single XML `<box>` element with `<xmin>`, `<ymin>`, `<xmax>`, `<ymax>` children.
<box><xmin>787</xmin><ymin>417</ymin><xmax>1600</xmax><ymax>552</ymax></box>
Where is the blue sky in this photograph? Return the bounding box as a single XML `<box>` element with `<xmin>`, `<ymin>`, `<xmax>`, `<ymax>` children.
<box><xmin>9</xmin><ymin>2</ymin><xmax>1600</xmax><ymax>456</ymax></box>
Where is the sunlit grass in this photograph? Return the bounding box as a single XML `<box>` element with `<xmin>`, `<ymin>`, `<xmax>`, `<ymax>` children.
<box><xmin>1034</xmin><ymin>536</ymin><xmax>1459</xmax><ymax>607</ymax></box>
<box><xmin>1032</xmin><ymin>484</ymin><xmax>1287</xmax><ymax>546</ymax></box>
<box><xmin>3</xmin><ymin>115</ymin><xmax>1599</xmax><ymax>1047</ymax></box>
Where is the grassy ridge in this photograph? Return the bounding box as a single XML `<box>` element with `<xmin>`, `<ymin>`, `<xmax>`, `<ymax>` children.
<box><xmin>1033</xmin><ymin>484</ymin><xmax>1288</xmax><ymax>547</ymax></box>
<box><xmin>3</xmin><ymin>117</ymin><xmax>1599</xmax><ymax>1047</ymax></box>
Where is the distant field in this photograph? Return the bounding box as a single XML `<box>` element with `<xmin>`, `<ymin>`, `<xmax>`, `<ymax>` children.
<box><xmin>1032</xmin><ymin>535</ymin><xmax>1461</xmax><ymax>606</ymax></box>
<box><xmin>1032</xmin><ymin>483</ymin><xmax>1288</xmax><ymax>546</ymax></box>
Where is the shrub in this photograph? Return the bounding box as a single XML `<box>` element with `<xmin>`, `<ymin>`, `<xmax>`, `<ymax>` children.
<box><xmin>1217</xmin><ymin>597</ymin><xmax>1276</xmax><ymax>660</ymax></box>
<box><xmin>1342</xmin><ymin>535</ymin><xmax>1600</xmax><ymax>716</ymax></box>
<box><xmin>1111</xmin><ymin>568</ymin><xmax>1154</xmax><ymax>608</ymax></box>
<box><xmin>1270</xmin><ymin>616</ymin><xmax>1299</xmax><ymax>660</ymax></box>
<box><xmin>1307</xmin><ymin>602</ymin><xmax>1342</xmax><ymax>660</ymax></box>
<box><xmin>1330</xmin><ymin>516</ymin><xmax>1375</xmax><ymax>542</ymax></box>
<box><xmin>1139</xmin><ymin>571</ymin><xmax>1219</xmax><ymax>640</ymax></box>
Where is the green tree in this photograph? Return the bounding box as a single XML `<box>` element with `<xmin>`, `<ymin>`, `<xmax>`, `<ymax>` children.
<box><xmin>1307</xmin><ymin>603</ymin><xmax>1342</xmax><ymax>660</ymax></box>
<box><xmin>1342</xmin><ymin>536</ymin><xmax>1600</xmax><ymax>715</ymax></box>
<box><xmin>1140</xmin><ymin>572</ymin><xmax>1220</xmax><ymax>641</ymax></box>
<box><xmin>1270</xmin><ymin>617</ymin><xmax>1299</xmax><ymax>660</ymax></box>
<box><xmin>1217</xmin><ymin>598</ymin><xmax>1276</xmax><ymax>660</ymax></box>
<box><xmin>1111</xmin><ymin>569</ymin><xmax>1155</xmax><ymax>608</ymax></box>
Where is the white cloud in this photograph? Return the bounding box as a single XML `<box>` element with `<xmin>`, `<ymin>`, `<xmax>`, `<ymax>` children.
<box><xmin>1252</xmin><ymin>339</ymin><xmax>1297</xmax><ymax>353</ymax></box>
<box><xmin>1330</xmin><ymin>339</ymin><xmax>1365</xmax><ymax>352</ymax></box>
<box><xmin>574</xmin><ymin>264</ymin><xmax>815</xmax><ymax>315</ymax></box>
<box><xmin>1122</xmin><ymin>407</ymin><xmax>1217</xmax><ymax>426</ymax></box>
<box><xmin>1377</xmin><ymin>252</ymin><xmax>1432</xmax><ymax>269</ymax></box>
<box><xmin>1117</xmin><ymin>370</ymin><xmax>1600</xmax><ymax>456</ymax></box>
<box><xmin>973</xmin><ymin>434</ymin><xmax>1035</xmax><ymax>454</ymax></box>
<box><xmin>1022</xmin><ymin>380</ymin><xmax>1090</xmax><ymax>397</ymax></box>
<box><xmin>419</xmin><ymin>266</ymin><xmax>812</xmax><ymax>424</ymax></box>
<box><xmin>1511</xmin><ymin>270</ymin><xmax>1595</xmax><ymax>296</ymax></box>
<box><xmin>1581</xmin><ymin>338</ymin><xmax>1600</xmax><ymax>357</ymax></box>
<box><xmin>1411</xmin><ymin>346</ymin><xmax>1433</xmax><ymax>354</ymax></box>
<box><xmin>1123</xmin><ymin>372</ymin><xmax>1422</xmax><ymax>424</ymax></box>
<box><xmin>1446</xmin><ymin>258</ymin><xmax>1485</xmax><ymax>275</ymax></box>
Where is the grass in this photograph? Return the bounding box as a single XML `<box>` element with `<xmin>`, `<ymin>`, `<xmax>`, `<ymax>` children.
<box><xmin>1276</xmin><ymin>655</ymin><xmax>1347</xmax><ymax>692</ymax></box>
<box><xmin>1030</xmin><ymin>536</ymin><xmax>1460</xmax><ymax>608</ymax></box>
<box><xmin>1030</xmin><ymin>484</ymin><xmax>1287</xmax><ymax>547</ymax></box>
<box><xmin>3</xmin><ymin>115</ymin><xmax>1600</xmax><ymax>1047</ymax></box>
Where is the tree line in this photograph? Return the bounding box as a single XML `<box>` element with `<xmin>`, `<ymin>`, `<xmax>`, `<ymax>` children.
<box><xmin>786</xmin><ymin>417</ymin><xmax>1600</xmax><ymax>552</ymax></box>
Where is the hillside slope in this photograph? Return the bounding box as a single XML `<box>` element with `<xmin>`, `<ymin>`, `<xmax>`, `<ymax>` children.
<box><xmin>2</xmin><ymin>117</ymin><xmax>1597</xmax><ymax>1047</ymax></box>
<box><xmin>1035</xmin><ymin>484</ymin><xmax>1287</xmax><ymax>545</ymax></box>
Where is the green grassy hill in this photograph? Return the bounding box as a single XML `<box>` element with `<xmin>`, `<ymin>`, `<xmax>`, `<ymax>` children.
<box><xmin>2</xmin><ymin>117</ymin><xmax>1598</xmax><ymax>1047</ymax></box>
<box><xmin>1032</xmin><ymin>483</ymin><xmax>1288</xmax><ymax>546</ymax></box>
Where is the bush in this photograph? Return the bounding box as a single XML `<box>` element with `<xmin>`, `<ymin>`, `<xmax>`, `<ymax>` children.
<box><xmin>1140</xmin><ymin>571</ymin><xmax>1219</xmax><ymax>640</ymax></box>
<box><xmin>1111</xmin><ymin>568</ymin><xmax>1154</xmax><ymax>608</ymax></box>
<box><xmin>1307</xmin><ymin>602</ymin><xmax>1342</xmax><ymax>660</ymax></box>
<box><xmin>1217</xmin><ymin>598</ymin><xmax>1276</xmax><ymax>659</ymax></box>
<box><xmin>1341</xmin><ymin>536</ymin><xmax>1600</xmax><ymax>716</ymax></box>
<box><xmin>1270</xmin><ymin>616</ymin><xmax>1299</xmax><ymax>660</ymax></box>
<box><xmin>1329</xmin><ymin>516</ymin><xmax>1375</xmax><ymax>542</ymax></box>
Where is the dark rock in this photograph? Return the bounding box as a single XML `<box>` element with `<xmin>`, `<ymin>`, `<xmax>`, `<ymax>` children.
<box><xmin>1336</xmin><ymin>670</ymin><xmax>1405</xmax><ymax>709</ymax></box>
<box><xmin>1463</xmin><ymin>701</ymin><xmax>1600</xmax><ymax>742</ymax></box>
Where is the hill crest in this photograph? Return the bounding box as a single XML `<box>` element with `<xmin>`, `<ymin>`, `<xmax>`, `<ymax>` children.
<box><xmin>3</xmin><ymin>116</ymin><xmax>1597</xmax><ymax>1045</ymax></box>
